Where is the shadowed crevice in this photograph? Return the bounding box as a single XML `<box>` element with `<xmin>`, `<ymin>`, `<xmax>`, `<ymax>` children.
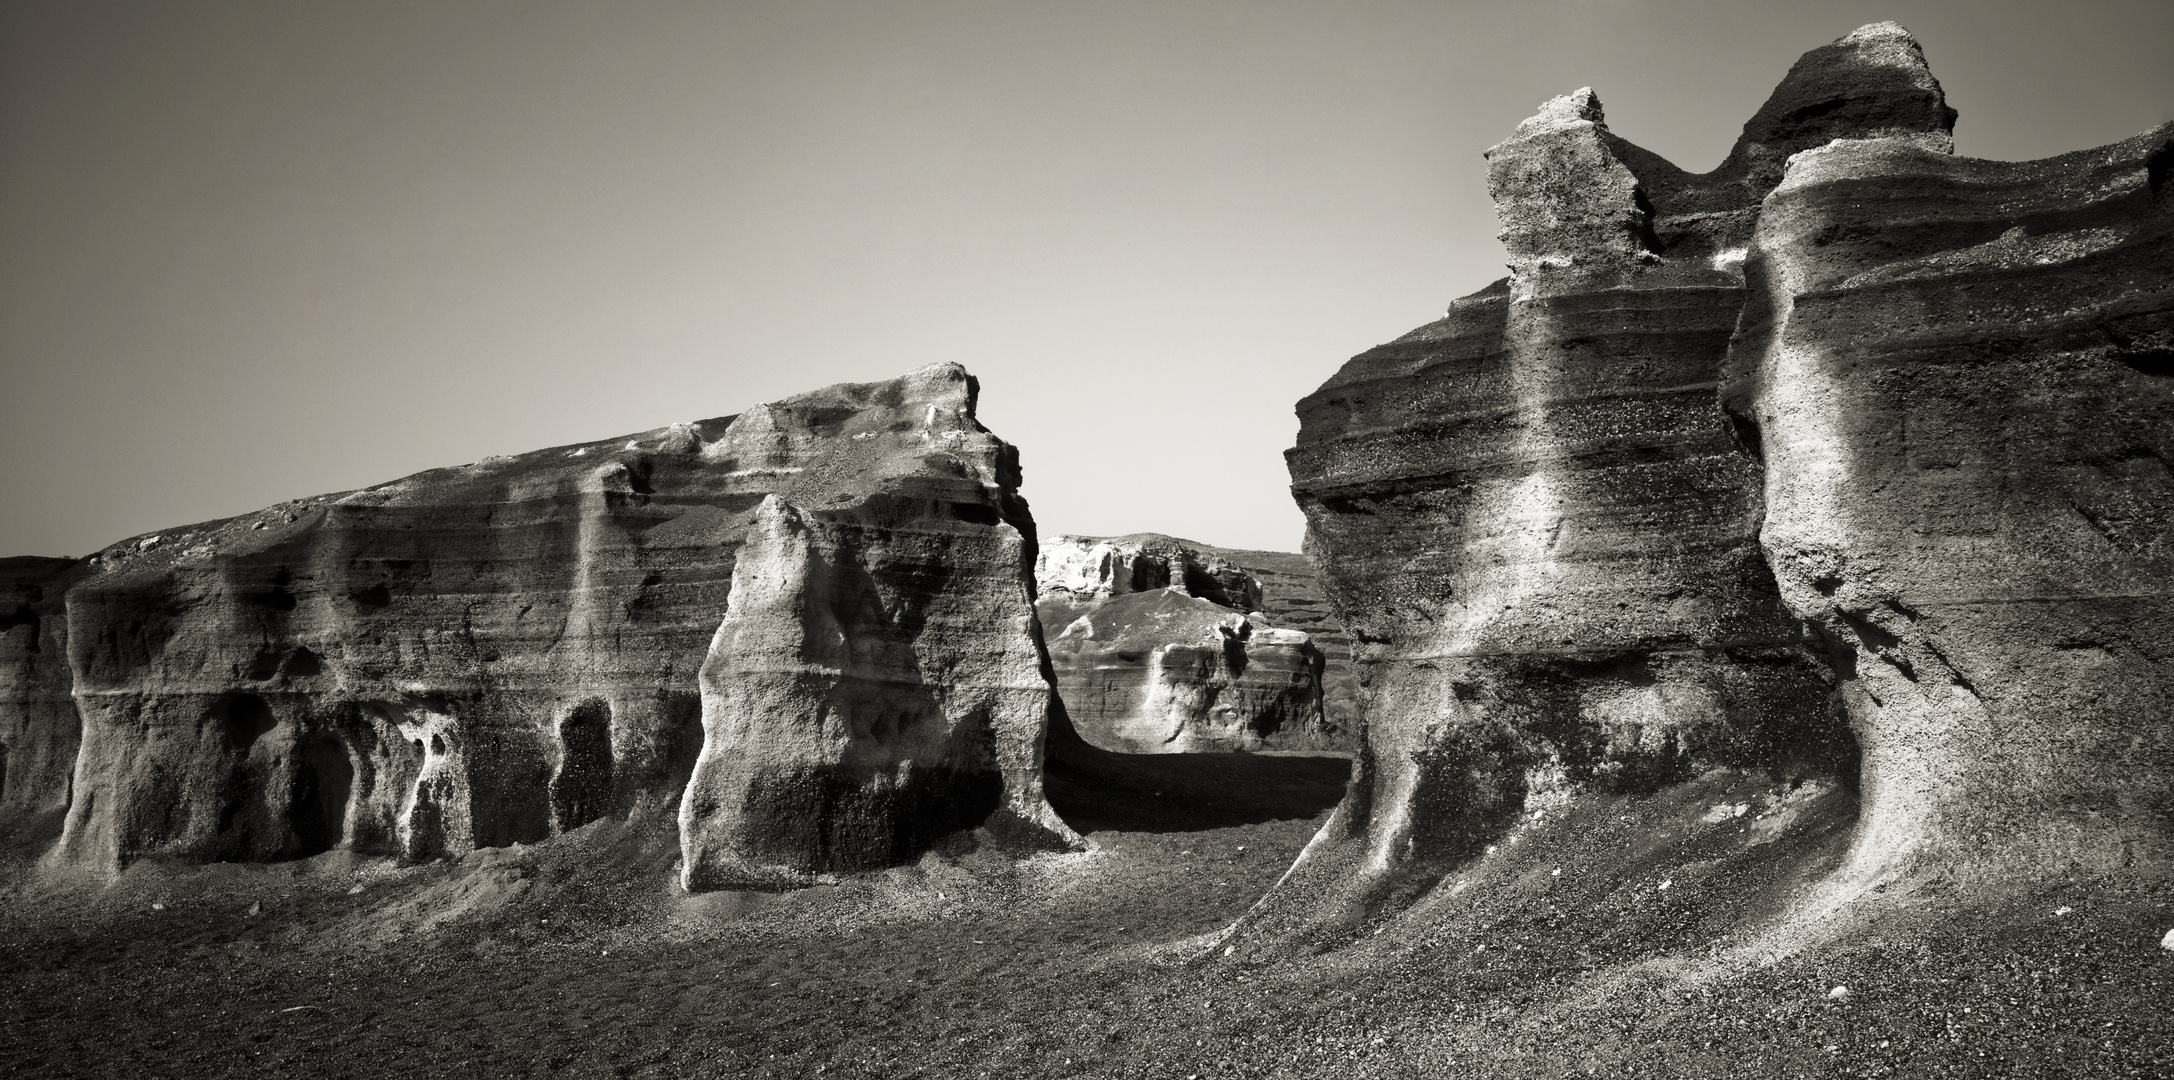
<box><xmin>1041</xmin><ymin>703</ymin><xmax>1348</xmax><ymax>834</ymax></box>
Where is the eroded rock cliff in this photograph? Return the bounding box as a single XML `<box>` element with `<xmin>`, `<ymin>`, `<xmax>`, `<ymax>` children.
<box><xmin>9</xmin><ymin>363</ymin><xmax>1070</xmax><ymax>880</ymax></box>
<box><xmin>1726</xmin><ymin>121</ymin><xmax>2174</xmax><ymax>885</ymax></box>
<box><xmin>1253</xmin><ymin>24</ymin><xmax>1984</xmax><ymax>945</ymax></box>
<box><xmin>1035</xmin><ymin>534</ymin><xmax>1343</xmax><ymax>753</ymax></box>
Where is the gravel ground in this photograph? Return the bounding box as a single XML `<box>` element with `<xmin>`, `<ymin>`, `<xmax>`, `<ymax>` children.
<box><xmin>2</xmin><ymin>759</ymin><xmax>2168</xmax><ymax>1079</ymax></box>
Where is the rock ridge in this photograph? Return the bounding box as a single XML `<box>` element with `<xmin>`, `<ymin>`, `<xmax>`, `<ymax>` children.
<box><xmin>0</xmin><ymin>363</ymin><xmax>1073</xmax><ymax>884</ymax></box>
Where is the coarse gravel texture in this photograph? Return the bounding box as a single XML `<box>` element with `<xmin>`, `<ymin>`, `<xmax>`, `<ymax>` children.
<box><xmin>2</xmin><ymin>756</ymin><xmax>2168</xmax><ymax>1079</ymax></box>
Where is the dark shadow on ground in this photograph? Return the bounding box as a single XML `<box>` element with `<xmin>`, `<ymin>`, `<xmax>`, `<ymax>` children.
<box><xmin>1041</xmin><ymin>708</ymin><xmax>1350</xmax><ymax>834</ymax></box>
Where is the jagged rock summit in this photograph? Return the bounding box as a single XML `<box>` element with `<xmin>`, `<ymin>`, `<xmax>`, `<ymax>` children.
<box><xmin>0</xmin><ymin>363</ymin><xmax>1074</xmax><ymax>887</ymax></box>
<box><xmin>1253</xmin><ymin>23</ymin><xmax>2170</xmax><ymax>951</ymax></box>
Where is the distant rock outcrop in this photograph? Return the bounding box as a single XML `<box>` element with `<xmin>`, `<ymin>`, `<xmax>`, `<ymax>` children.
<box><xmin>1034</xmin><ymin>534</ymin><xmax>1346</xmax><ymax>753</ymax></box>
<box><xmin>1186</xmin><ymin>543</ymin><xmax>1360</xmax><ymax>739</ymax></box>
<box><xmin>1</xmin><ymin>363</ymin><xmax>1072</xmax><ymax>880</ymax></box>
<box><xmin>1248</xmin><ymin>23</ymin><xmax>2171</xmax><ymax>947</ymax></box>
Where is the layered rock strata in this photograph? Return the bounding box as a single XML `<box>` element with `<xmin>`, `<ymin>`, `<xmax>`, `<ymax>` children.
<box><xmin>1262</xmin><ymin>25</ymin><xmax>1959</xmax><ymax>938</ymax></box>
<box><xmin>1035</xmin><ymin>534</ymin><xmax>1340</xmax><ymax>753</ymax></box>
<box><xmin>679</xmin><ymin>485</ymin><xmax>1070</xmax><ymax>888</ymax></box>
<box><xmin>9</xmin><ymin>363</ymin><xmax>1070</xmax><ymax>881</ymax></box>
<box><xmin>1199</xmin><ymin>545</ymin><xmax>1358</xmax><ymax>732</ymax></box>
<box><xmin>1726</xmin><ymin>121</ymin><xmax>2174</xmax><ymax>881</ymax></box>
<box><xmin>1036</xmin><ymin>533</ymin><xmax>1262</xmax><ymax>613</ymax></box>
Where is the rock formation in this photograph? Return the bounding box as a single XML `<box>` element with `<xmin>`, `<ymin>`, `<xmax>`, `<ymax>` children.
<box><xmin>1253</xmin><ymin>24</ymin><xmax>2110</xmax><ymax>943</ymax></box>
<box><xmin>0</xmin><ymin>363</ymin><xmax>1072</xmax><ymax>882</ymax></box>
<box><xmin>1198</xmin><ymin>545</ymin><xmax>1359</xmax><ymax>737</ymax></box>
<box><xmin>1037</xmin><ymin>533</ymin><xmax>1263</xmax><ymax>613</ymax></box>
<box><xmin>0</xmin><ymin>557</ymin><xmax>90</xmax><ymax>845</ymax></box>
<box><xmin>1034</xmin><ymin>534</ymin><xmax>1343</xmax><ymax>753</ymax></box>
<box><xmin>1725</xmin><ymin>119</ymin><xmax>2174</xmax><ymax>883</ymax></box>
<box><xmin>677</xmin><ymin>400</ymin><xmax>1077</xmax><ymax>887</ymax></box>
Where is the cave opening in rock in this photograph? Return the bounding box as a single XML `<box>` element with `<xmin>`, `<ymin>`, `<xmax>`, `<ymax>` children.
<box><xmin>552</xmin><ymin>698</ymin><xmax>614</xmax><ymax>832</ymax></box>
<box><xmin>288</xmin><ymin>735</ymin><xmax>353</xmax><ymax>857</ymax></box>
<box><xmin>219</xmin><ymin>693</ymin><xmax>277</xmax><ymax>751</ymax></box>
<box><xmin>213</xmin><ymin>693</ymin><xmax>281</xmax><ymax>846</ymax></box>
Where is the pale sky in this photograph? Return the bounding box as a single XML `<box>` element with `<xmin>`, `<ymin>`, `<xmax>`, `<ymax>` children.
<box><xmin>4</xmin><ymin>0</ymin><xmax>2169</xmax><ymax>557</ymax></box>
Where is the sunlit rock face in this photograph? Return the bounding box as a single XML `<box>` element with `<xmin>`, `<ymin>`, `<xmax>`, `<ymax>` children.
<box><xmin>678</xmin><ymin>490</ymin><xmax>1074</xmax><ymax>889</ymax></box>
<box><xmin>1034</xmin><ymin>534</ymin><xmax>1343</xmax><ymax>753</ymax></box>
<box><xmin>26</xmin><ymin>363</ymin><xmax>1070</xmax><ymax>879</ymax></box>
<box><xmin>1211</xmin><ymin>545</ymin><xmax>1360</xmax><ymax>738</ymax></box>
<box><xmin>1258</xmin><ymin>25</ymin><xmax>1957</xmax><ymax>941</ymax></box>
<box><xmin>1036</xmin><ymin>533</ymin><xmax>1262</xmax><ymax>612</ymax></box>
<box><xmin>1725</xmin><ymin>121</ymin><xmax>2174</xmax><ymax>883</ymax></box>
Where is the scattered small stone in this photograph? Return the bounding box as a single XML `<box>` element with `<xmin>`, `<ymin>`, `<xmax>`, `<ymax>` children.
<box><xmin>245</xmin><ymin>901</ymin><xmax>261</xmax><ymax>917</ymax></box>
<box><xmin>2160</xmin><ymin>928</ymin><xmax>2174</xmax><ymax>951</ymax></box>
<box><xmin>1829</xmin><ymin>985</ymin><xmax>1852</xmax><ymax>1001</ymax></box>
<box><xmin>2054</xmin><ymin>906</ymin><xmax>2072</xmax><ymax>915</ymax></box>
<box><xmin>347</xmin><ymin>883</ymin><xmax>366</xmax><ymax>895</ymax></box>
<box><xmin>1659</xmin><ymin>879</ymin><xmax>1672</xmax><ymax>891</ymax></box>
<box><xmin>150</xmin><ymin>903</ymin><xmax>166</xmax><ymax>912</ymax></box>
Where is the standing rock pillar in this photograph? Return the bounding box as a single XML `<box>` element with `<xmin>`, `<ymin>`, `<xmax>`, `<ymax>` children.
<box><xmin>1248</xmin><ymin>24</ymin><xmax>1961</xmax><ymax>949</ymax></box>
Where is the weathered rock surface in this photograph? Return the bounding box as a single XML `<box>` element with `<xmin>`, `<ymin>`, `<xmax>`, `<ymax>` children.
<box><xmin>1256</xmin><ymin>25</ymin><xmax>1964</xmax><ymax>941</ymax></box>
<box><xmin>0</xmin><ymin>557</ymin><xmax>90</xmax><ymax>844</ymax></box>
<box><xmin>1034</xmin><ymin>534</ymin><xmax>1343</xmax><ymax>753</ymax></box>
<box><xmin>1037</xmin><ymin>533</ymin><xmax>1262</xmax><ymax>612</ymax></box>
<box><xmin>1725</xmin><ymin>119</ymin><xmax>2174</xmax><ymax>883</ymax></box>
<box><xmin>4</xmin><ymin>363</ymin><xmax>1070</xmax><ymax>880</ymax></box>
<box><xmin>677</xmin><ymin>382</ymin><xmax>1076</xmax><ymax>886</ymax></box>
<box><xmin>1181</xmin><ymin>542</ymin><xmax>1360</xmax><ymax>739</ymax></box>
